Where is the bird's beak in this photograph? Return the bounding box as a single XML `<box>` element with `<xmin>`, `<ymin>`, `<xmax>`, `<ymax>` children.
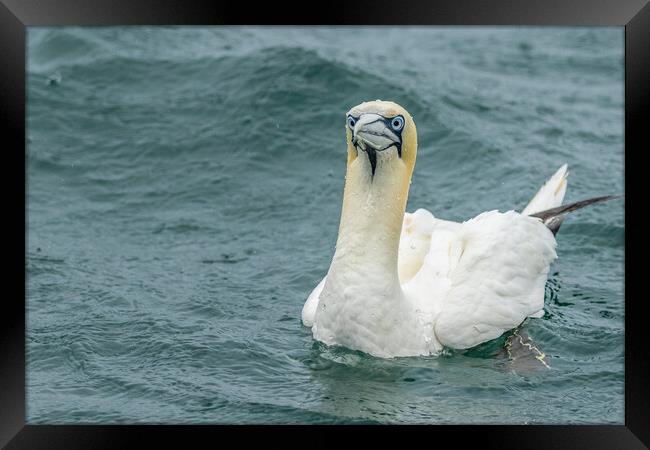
<box><xmin>352</xmin><ymin>114</ymin><xmax>401</xmax><ymax>152</ymax></box>
<box><xmin>352</xmin><ymin>113</ymin><xmax>402</xmax><ymax>177</ymax></box>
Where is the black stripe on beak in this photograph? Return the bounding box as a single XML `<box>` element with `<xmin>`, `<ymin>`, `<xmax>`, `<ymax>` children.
<box><xmin>367</xmin><ymin>148</ymin><xmax>377</xmax><ymax>177</ymax></box>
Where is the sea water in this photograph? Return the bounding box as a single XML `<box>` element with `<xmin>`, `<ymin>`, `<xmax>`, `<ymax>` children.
<box><xmin>26</xmin><ymin>26</ymin><xmax>624</xmax><ymax>424</ymax></box>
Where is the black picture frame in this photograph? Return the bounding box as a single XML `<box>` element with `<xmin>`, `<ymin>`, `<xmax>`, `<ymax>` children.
<box><xmin>2</xmin><ymin>0</ymin><xmax>648</xmax><ymax>448</ymax></box>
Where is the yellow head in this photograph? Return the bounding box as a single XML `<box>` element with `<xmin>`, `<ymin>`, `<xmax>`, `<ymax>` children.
<box><xmin>344</xmin><ymin>100</ymin><xmax>417</xmax><ymax>177</ymax></box>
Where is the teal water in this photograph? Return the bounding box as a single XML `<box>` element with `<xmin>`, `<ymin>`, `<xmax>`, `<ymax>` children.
<box><xmin>26</xmin><ymin>27</ymin><xmax>624</xmax><ymax>424</ymax></box>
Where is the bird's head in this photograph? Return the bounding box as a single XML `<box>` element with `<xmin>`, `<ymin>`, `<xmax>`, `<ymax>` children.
<box><xmin>345</xmin><ymin>100</ymin><xmax>417</xmax><ymax>178</ymax></box>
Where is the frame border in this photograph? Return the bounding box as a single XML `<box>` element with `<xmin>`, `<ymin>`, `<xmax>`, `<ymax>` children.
<box><xmin>2</xmin><ymin>0</ymin><xmax>648</xmax><ymax>447</ymax></box>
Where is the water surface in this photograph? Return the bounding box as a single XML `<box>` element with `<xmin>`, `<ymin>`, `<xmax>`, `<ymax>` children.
<box><xmin>27</xmin><ymin>26</ymin><xmax>624</xmax><ymax>424</ymax></box>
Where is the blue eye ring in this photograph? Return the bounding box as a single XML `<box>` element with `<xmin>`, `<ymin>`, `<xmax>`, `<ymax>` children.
<box><xmin>390</xmin><ymin>115</ymin><xmax>405</xmax><ymax>131</ymax></box>
<box><xmin>347</xmin><ymin>116</ymin><xmax>357</xmax><ymax>130</ymax></box>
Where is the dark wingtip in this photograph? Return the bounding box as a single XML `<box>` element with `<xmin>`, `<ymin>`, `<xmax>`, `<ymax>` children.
<box><xmin>529</xmin><ymin>194</ymin><xmax>623</xmax><ymax>220</ymax></box>
<box><xmin>529</xmin><ymin>194</ymin><xmax>623</xmax><ymax>235</ymax></box>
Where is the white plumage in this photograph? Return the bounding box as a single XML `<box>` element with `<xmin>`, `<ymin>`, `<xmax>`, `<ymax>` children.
<box><xmin>302</xmin><ymin>100</ymin><xmax>572</xmax><ymax>358</ymax></box>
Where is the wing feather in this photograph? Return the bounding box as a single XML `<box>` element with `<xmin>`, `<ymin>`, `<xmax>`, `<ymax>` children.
<box><xmin>398</xmin><ymin>208</ymin><xmax>460</xmax><ymax>284</ymax></box>
<box><xmin>431</xmin><ymin>210</ymin><xmax>557</xmax><ymax>349</ymax></box>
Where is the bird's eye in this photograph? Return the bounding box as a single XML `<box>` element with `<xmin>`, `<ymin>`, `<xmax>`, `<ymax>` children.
<box><xmin>390</xmin><ymin>116</ymin><xmax>405</xmax><ymax>131</ymax></box>
<box><xmin>347</xmin><ymin>116</ymin><xmax>356</xmax><ymax>129</ymax></box>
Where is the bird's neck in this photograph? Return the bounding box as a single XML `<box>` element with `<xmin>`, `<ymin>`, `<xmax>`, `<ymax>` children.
<box><xmin>312</xmin><ymin>150</ymin><xmax>425</xmax><ymax>357</ymax></box>
<box><xmin>329</xmin><ymin>152</ymin><xmax>411</xmax><ymax>287</ymax></box>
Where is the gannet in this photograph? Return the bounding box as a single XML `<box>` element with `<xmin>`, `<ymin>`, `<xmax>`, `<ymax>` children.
<box><xmin>301</xmin><ymin>99</ymin><xmax>619</xmax><ymax>359</ymax></box>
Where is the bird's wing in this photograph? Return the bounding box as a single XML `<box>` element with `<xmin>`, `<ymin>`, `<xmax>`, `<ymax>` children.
<box><xmin>301</xmin><ymin>276</ymin><xmax>326</xmax><ymax>327</ymax></box>
<box><xmin>427</xmin><ymin>210</ymin><xmax>557</xmax><ymax>349</ymax></box>
<box><xmin>398</xmin><ymin>208</ymin><xmax>461</xmax><ymax>284</ymax></box>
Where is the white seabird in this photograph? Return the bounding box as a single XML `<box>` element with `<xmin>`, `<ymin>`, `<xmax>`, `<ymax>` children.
<box><xmin>301</xmin><ymin>99</ymin><xmax>618</xmax><ymax>358</ymax></box>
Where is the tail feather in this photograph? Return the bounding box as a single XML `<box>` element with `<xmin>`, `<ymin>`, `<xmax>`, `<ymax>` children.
<box><xmin>522</xmin><ymin>164</ymin><xmax>569</xmax><ymax>216</ymax></box>
<box><xmin>529</xmin><ymin>195</ymin><xmax>623</xmax><ymax>235</ymax></box>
